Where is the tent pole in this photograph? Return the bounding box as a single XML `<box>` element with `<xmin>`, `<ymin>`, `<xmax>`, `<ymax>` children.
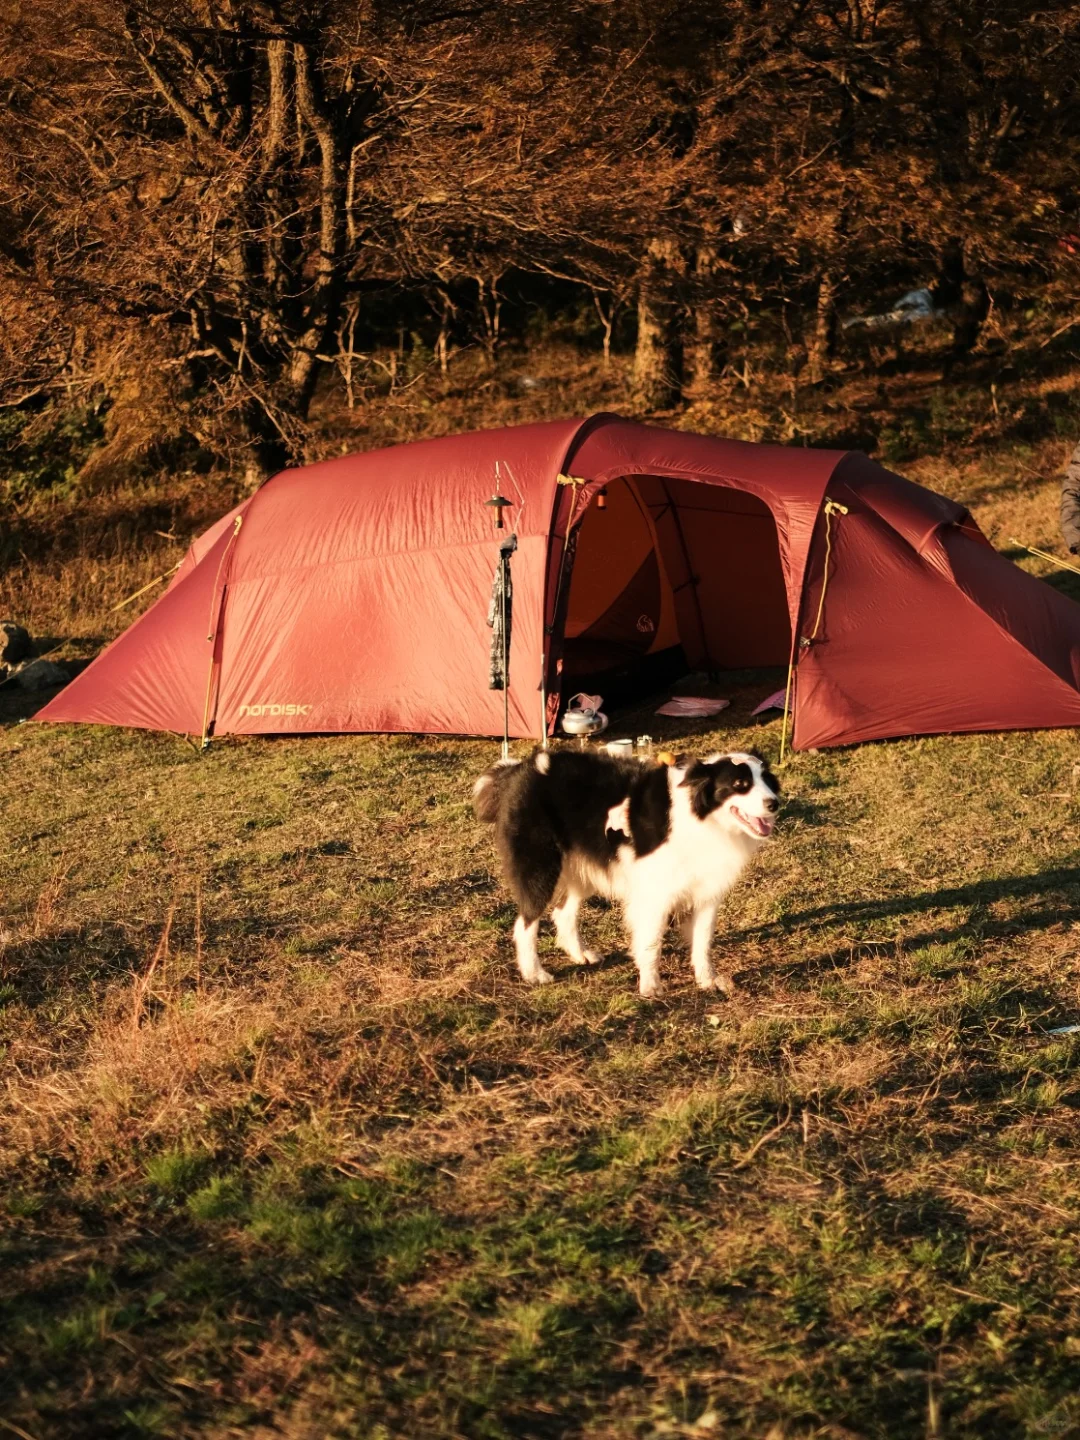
<box><xmin>199</xmin><ymin>514</ymin><xmax>243</xmax><ymax>751</ymax></box>
<box><xmin>781</xmin><ymin>498</ymin><xmax>847</xmax><ymax>763</ymax></box>
<box><xmin>549</xmin><ymin>474</ymin><xmax>586</xmax><ymax>628</ymax></box>
<box><xmin>543</xmin><ymin>474</ymin><xmax>587</xmax><ymax>751</ymax></box>
<box><xmin>500</xmin><ymin>547</ymin><xmax>510</xmax><ymax>761</ymax></box>
<box><xmin>778</xmin><ymin>649</ymin><xmax>797</xmax><ymax>765</ymax></box>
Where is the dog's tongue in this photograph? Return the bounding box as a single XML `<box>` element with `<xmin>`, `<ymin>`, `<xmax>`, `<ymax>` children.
<box><xmin>748</xmin><ymin>813</ymin><xmax>773</xmax><ymax>838</ymax></box>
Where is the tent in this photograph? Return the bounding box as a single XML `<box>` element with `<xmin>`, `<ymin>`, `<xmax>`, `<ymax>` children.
<box><xmin>37</xmin><ymin>413</ymin><xmax>1080</xmax><ymax>750</ymax></box>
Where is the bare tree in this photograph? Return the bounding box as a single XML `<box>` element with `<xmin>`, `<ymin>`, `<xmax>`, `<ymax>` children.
<box><xmin>3</xmin><ymin>0</ymin><xmax>1080</xmax><ymax>483</ymax></box>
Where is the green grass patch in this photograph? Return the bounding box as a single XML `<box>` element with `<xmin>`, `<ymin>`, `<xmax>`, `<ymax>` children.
<box><xmin>5</xmin><ymin>453</ymin><xmax>1080</xmax><ymax>1433</ymax></box>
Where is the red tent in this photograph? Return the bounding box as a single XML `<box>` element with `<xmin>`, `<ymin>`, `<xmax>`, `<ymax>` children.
<box><xmin>37</xmin><ymin>414</ymin><xmax>1080</xmax><ymax>749</ymax></box>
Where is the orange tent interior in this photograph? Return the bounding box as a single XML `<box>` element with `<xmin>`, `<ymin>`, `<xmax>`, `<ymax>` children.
<box><xmin>561</xmin><ymin>476</ymin><xmax>792</xmax><ymax>696</ymax></box>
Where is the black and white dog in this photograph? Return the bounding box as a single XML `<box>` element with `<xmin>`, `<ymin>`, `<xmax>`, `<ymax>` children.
<box><xmin>473</xmin><ymin>748</ymin><xmax>780</xmax><ymax>997</ymax></box>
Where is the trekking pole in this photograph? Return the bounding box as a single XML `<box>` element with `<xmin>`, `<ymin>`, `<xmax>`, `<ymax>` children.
<box><xmin>1009</xmin><ymin>538</ymin><xmax>1080</xmax><ymax>577</ymax></box>
<box><xmin>112</xmin><ymin>561</ymin><xmax>182</xmax><ymax>610</ymax></box>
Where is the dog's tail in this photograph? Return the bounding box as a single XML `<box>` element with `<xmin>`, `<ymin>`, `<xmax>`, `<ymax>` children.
<box><xmin>472</xmin><ymin>757</ymin><xmax>522</xmax><ymax>823</ymax></box>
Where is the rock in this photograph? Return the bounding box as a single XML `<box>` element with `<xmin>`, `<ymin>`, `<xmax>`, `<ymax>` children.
<box><xmin>13</xmin><ymin>658</ymin><xmax>68</xmax><ymax>691</ymax></box>
<box><xmin>0</xmin><ymin>622</ymin><xmax>33</xmax><ymax>667</ymax></box>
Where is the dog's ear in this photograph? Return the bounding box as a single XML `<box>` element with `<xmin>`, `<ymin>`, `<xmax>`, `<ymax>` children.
<box><xmin>678</xmin><ymin>760</ymin><xmax>709</xmax><ymax>819</ymax></box>
<box><xmin>680</xmin><ymin>757</ymin><xmax>742</xmax><ymax>819</ymax></box>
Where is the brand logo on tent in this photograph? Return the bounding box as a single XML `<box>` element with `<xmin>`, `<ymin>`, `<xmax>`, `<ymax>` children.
<box><xmin>636</xmin><ymin>614</ymin><xmax>656</xmax><ymax>634</ymax></box>
<box><xmin>238</xmin><ymin>702</ymin><xmax>313</xmax><ymax>717</ymax></box>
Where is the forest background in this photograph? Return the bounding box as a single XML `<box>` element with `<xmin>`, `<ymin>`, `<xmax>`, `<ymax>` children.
<box><xmin>4</xmin><ymin>0</ymin><xmax>1080</xmax><ymax>499</ymax></box>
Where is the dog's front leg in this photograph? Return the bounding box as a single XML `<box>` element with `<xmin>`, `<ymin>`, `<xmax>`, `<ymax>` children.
<box><xmin>688</xmin><ymin>903</ymin><xmax>732</xmax><ymax>994</ymax></box>
<box><xmin>625</xmin><ymin>898</ymin><xmax>669</xmax><ymax>998</ymax></box>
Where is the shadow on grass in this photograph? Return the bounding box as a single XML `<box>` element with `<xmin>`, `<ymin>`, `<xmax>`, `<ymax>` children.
<box><xmin>1</xmin><ymin>682</ymin><xmax>65</xmax><ymax>727</ymax></box>
<box><xmin>760</xmin><ymin>914</ymin><xmax>1079</xmax><ymax>991</ymax></box>
<box><xmin>0</xmin><ymin>924</ymin><xmax>142</xmax><ymax>1003</ymax></box>
<box><xmin>0</xmin><ymin>1170</ymin><xmax>642</xmax><ymax>1440</ymax></box>
<box><xmin>1</xmin><ymin>639</ymin><xmax>101</xmax><ymax>727</ymax></box>
<box><xmin>1037</xmin><ymin>570</ymin><xmax>1080</xmax><ymax>605</ymax></box>
<box><xmin>738</xmin><ymin>865</ymin><xmax>1080</xmax><ymax>947</ymax></box>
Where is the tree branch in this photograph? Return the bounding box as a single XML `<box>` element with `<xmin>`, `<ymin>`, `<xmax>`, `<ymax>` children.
<box><xmin>124</xmin><ymin>12</ymin><xmax>225</xmax><ymax>150</ymax></box>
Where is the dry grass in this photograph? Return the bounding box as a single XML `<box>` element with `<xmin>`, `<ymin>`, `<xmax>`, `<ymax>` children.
<box><xmin>3</xmin><ymin>363</ymin><xmax>1080</xmax><ymax>1438</ymax></box>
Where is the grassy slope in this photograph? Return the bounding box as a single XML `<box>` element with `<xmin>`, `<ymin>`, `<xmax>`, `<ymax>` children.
<box><xmin>3</xmin><ymin>360</ymin><xmax>1080</xmax><ymax>1438</ymax></box>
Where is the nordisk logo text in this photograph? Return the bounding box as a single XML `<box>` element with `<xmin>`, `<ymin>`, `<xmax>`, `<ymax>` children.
<box><xmin>239</xmin><ymin>703</ymin><xmax>313</xmax><ymax>717</ymax></box>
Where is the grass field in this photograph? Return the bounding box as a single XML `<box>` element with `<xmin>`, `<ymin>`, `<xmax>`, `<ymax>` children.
<box><xmin>3</xmin><ymin>402</ymin><xmax>1080</xmax><ymax>1438</ymax></box>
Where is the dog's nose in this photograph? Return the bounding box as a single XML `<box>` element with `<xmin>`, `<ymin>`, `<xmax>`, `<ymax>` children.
<box><xmin>764</xmin><ymin>797</ymin><xmax>778</xmax><ymax>813</ymax></box>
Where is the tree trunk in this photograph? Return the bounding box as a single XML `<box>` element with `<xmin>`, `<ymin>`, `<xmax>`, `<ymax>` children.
<box><xmin>937</xmin><ymin>238</ymin><xmax>989</xmax><ymax>372</ymax></box>
<box><xmin>633</xmin><ymin>235</ymin><xmax>682</xmax><ymax>410</ymax></box>
<box><xmin>475</xmin><ymin>274</ymin><xmax>503</xmax><ymax>370</ymax></box>
<box><xmin>286</xmin><ymin>41</ymin><xmax>345</xmax><ymax>419</ymax></box>
<box><xmin>591</xmin><ymin>288</ymin><xmax>616</xmax><ymax>366</ymax></box>
<box><xmin>806</xmin><ymin>271</ymin><xmax>837</xmax><ymax>385</ymax></box>
<box><xmin>683</xmin><ymin>245</ymin><xmax>722</xmax><ymax>400</ymax></box>
<box><xmin>241</xmin><ymin>401</ymin><xmax>289</xmax><ymax>487</ymax></box>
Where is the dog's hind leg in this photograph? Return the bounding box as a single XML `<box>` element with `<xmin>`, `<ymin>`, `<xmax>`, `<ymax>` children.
<box><xmin>513</xmin><ymin>915</ymin><xmax>552</xmax><ymax>986</ymax></box>
<box><xmin>551</xmin><ymin>891</ymin><xmax>601</xmax><ymax>967</ymax></box>
<box><xmin>624</xmin><ymin>896</ymin><xmax>669</xmax><ymax>998</ymax></box>
<box><xmin>687</xmin><ymin>903</ymin><xmax>732</xmax><ymax>994</ymax></box>
<box><xmin>499</xmin><ymin>821</ymin><xmax>561</xmax><ymax>987</ymax></box>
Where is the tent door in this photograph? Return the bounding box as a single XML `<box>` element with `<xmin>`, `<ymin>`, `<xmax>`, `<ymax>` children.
<box><xmin>556</xmin><ymin>474</ymin><xmax>791</xmax><ymax>702</ymax></box>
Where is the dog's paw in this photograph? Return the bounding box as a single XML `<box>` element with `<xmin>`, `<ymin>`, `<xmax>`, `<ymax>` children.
<box><xmin>695</xmin><ymin>969</ymin><xmax>734</xmax><ymax>995</ymax></box>
<box><xmin>638</xmin><ymin>980</ymin><xmax>665</xmax><ymax>1000</ymax></box>
<box><xmin>571</xmin><ymin>948</ymin><xmax>603</xmax><ymax>967</ymax></box>
<box><xmin>528</xmin><ymin>967</ymin><xmax>555</xmax><ymax>986</ymax></box>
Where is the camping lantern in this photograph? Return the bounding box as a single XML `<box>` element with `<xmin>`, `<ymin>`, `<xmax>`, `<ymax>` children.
<box><xmin>597</xmin><ymin>487</ymin><xmax>608</xmax><ymax>510</ymax></box>
<box><xmin>485</xmin><ymin>494</ymin><xmax>512</xmax><ymax>529</ymax></box>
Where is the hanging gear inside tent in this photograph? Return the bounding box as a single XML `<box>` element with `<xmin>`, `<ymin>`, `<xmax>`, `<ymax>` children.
<box><xmin>487</xmin><ymin>531</ymin><xmax>517</xmax><ymax>757</ymax></box>
<box><xmin>487</xmin><ymin>532</ymin><xmax>517</xmax><ymax>692</ymax></box>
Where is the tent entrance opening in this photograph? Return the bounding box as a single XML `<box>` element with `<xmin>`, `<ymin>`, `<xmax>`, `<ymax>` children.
<box><xmin>561</xmin><ymin>474</ymin><xmax>791</xmax><ymax>699</ymax></box>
